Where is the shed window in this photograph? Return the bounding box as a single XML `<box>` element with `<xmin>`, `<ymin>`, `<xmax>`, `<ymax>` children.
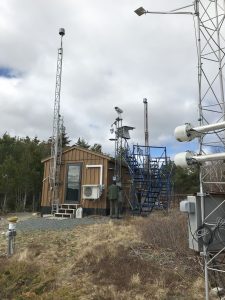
<box><xmin>66</xmin><ymin>164</ymin><xmax>82</xmax><ymax>202</ymax></box>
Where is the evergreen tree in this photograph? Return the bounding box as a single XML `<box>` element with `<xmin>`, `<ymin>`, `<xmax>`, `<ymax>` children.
<box><xmin>61</xmin><ymin>130</ymin><xmax>71</xmax><ymax>148</ymax></box>
<box><xmin>0</xmin><ymin>134</ymin><xmax>51</xmax><ymax>211</ymax></box>
<box><xmin>172</xmin><ymin>165</ymin><xmax>199</xmax><ymax>194</ymax></box>
<box><xmin>75</xmin><ymin>138</ymin><xmax>90</xmax><ymax>149</ymax></box>
<box><xmin>90</xmin><ymin>143</ymin><xmax>102</xmax><ymax>153</ymax></box>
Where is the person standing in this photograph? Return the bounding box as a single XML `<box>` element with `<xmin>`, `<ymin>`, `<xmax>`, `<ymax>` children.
<box><xmin>108</xmin><ymin>180</ymin><xmax>119</xmax><ymax>218</ymax></box>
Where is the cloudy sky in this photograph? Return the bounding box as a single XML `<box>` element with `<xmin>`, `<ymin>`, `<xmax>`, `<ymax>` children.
<box><xmin>0</xmin><ymin>0</ymin><xmax>199</xmax><ymax>157</ymax></box>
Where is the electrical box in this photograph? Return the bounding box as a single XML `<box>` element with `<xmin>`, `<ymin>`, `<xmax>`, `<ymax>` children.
<box><xmin>180</xmin><ymin>200</ymin><xmax>195</xmax><ymax>214</ymax></box>
<box><xmin>180</xmin><ymin>196</ymin><xmax>202</xmax><ymax>252</ymax></box>
<box><xmin>181</xmin><ymin>194</ymin><xmax>225</xmax><ymax>252</ymax></box>
<box><xmin>82</xmin><ymin>185</ymin><xmax>101</xmax><ymax>200</ymax></box>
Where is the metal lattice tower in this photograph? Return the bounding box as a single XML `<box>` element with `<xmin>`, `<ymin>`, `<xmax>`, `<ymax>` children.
<box><xmin>110</xmin><ymin>107</ymin><xmax>134</xmax><ymax>184</ymax></box>
<box><xmin>49</xmin><ymin>28</ymin><xmax>65</xmax><ymax>214</ymax></box>
<box><xmin>135</xmin><ymin>2</ymin><xmax>225</xmax><ymax>299</ymax></box>
<box><xmin>196</xmin><ymin>2</ymin><xmax>225</xmax><ymax>299</ymax></box>
<box><xmin>195</xmin><ymin>0</ymin><xmax>225</xmax><ymax>183</ymax></box>
<box><xmin>115</xmin><ymin>111</ymin><xmax>123</xmax><ymax>183</ymax></box>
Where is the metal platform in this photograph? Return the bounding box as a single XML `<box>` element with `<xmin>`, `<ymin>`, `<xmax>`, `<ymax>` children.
<box><xmin>123</xmin><ymin>144</ymin><xmax>172</xmax><ymax>214</ymax></box>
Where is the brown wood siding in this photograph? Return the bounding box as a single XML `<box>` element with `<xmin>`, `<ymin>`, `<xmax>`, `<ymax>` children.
<box><xmin>41</xmin><ymin>160</ymin><xmax>50</xmax><ymax>207</ymax></box>
<box><xmin>41</xmin><ymin>147</ymin><xmax>110</xmax><ymax>210</ymax></box>
<box><xmin>41</xmin><ymin>147</ymin><xmax>131</xmax><ymax>213</ymax></box>
<box><xmin>81</xmin><ymin>157</ymin><xmax>108</xmax><ymax>210</ymax></box>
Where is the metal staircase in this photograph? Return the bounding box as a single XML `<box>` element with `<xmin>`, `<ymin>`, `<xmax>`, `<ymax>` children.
<box><xmin>123</xmin><ymin>143</ymin><xmax>171</xmax><ymax>214</ymax></box>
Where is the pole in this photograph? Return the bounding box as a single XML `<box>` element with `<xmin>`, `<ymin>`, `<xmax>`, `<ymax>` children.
<box><xmin>143</xmin><ymin>98</ymin><xmax>149</xmax><ymax>148</ymax></box>
<box><xmin>195</xmin><ymin>1</ymin><xmax>209</xmax><ymax>298</ymax></box>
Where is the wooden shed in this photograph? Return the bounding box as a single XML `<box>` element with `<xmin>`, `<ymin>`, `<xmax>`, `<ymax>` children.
<box><xmin>41</xmin><ymin>146</ymin><xmax>130</xmax><ymax>216</ymax></box>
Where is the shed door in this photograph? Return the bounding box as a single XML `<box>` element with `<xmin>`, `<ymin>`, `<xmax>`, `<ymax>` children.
<box><xmin>65</xmin><ymin>164</ymin><xmax>82</xmax><ymax>203</ymax></box>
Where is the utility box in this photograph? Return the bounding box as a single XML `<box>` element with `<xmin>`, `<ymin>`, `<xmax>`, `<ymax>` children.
<box><xmin>82</xmin><ymin>185</ymin><xmax>101</xmax><ymax>200</ymax></box>
<box><xmin>181</xmin><ymin>194</ymin><xmax>225</xmax><ymax>252</ymax></box>
<box><xmin>180</xmin><ymin>199</ymin><xmax>196</xmax><ymax>214</ymax></box>
<box><xmin>180</xmin><ymin>196</ymin><xmax>202</xmax><ymax>252</ymax></box>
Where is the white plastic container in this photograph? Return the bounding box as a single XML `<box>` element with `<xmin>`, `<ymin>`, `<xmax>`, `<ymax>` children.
<box><xmin>76</xmin><ymin>207</ymin><xmax>83</xmax><ymax>219</ymax></box>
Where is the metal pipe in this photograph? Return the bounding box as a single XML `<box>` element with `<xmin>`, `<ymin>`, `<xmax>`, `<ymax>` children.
<box><xmin>193</xmin><ymin>121</ymin><xmax>225</xmax><ymax>133</ymax></box>
<box><xmin>143</xmin><ymin>98</ymin><xmax>149</xmax><ymax>147</ymax></box>
<box><xmin>193</xmin><ymin>152</ymin><xmax>225</xmax><ymax>162</ymax></box>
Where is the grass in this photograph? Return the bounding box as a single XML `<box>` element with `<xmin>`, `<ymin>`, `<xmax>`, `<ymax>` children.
<box><xmin>0</xmin><ymin>210</ymin><xmax>207</xmax><ymax>299</ymax></box>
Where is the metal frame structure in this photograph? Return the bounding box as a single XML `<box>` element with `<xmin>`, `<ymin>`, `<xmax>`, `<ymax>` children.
<box><xmin>124</xmin><ymin>144</ymin><xmax>171</xmax><ymax>213</ymax></box>
<box><xmin>193</xmin><ymin>2</ymin><xmax>225</xmax><ymax>298</ymax></box>
<box><xmin>49</xmin><ymin>28</ymin><xmax>65</xmax><ymax>214</ymax></box>
<box><xmin>110</xmin><ymin>107</ymin><xmax>124</xmax><ymax>183</ymax></box>
<box><xmin>135</xmin><ymin>1</ymin><xmax>225</xmax><ymax>299</ymax></box>
<box><xmin>110</xmin><ymin>106</ymin><xmax>171</xmax><ymax>214</ymax></box>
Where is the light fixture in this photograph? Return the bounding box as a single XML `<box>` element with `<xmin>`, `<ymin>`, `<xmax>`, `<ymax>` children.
<box><xmin>174</xmin><ymin>151</ymin><xmax>225</xmax><ymax>168</ymax></box>
<box><xmin>134</xmin><ymin>7</ymin><xmax>146</xmax><ymax>16</ymax></box>
<box><xmin>175</xmin><ymin>121</ymin><xmax>225</xmax><ymax>142</ymax></box>
<box><xmin>114</xmin><ymin>107</ymin><xmax>123</xmax><ymax>114</ymax></box>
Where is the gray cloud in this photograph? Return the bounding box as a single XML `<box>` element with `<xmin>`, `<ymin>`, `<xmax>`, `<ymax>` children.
<box><xmin>0</xmin><ymin>0</ymin><xmax>200</xmax><ymax>156</ymax></box>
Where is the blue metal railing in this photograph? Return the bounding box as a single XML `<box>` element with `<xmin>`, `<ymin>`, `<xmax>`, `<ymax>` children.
<box><xmin>123</xmin><ymin>143</ymin><xmax>171</xmax><ymax>214</ymax></box>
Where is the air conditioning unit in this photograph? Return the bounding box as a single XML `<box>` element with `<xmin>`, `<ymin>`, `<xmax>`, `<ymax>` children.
<box><xmin>82</xmin><ymin>185</ymin><xmax>101</xmax><ymax>200</ymax></box>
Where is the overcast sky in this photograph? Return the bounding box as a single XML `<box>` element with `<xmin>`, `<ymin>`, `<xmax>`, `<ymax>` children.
<box><xmin>0</xmin><ymin>0</ymin><xmax>200</xmax><ymax>157</ymax></box>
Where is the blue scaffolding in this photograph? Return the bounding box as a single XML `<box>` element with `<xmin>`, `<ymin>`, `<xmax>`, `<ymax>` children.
<box><xmin>124</xmin><ymin>144</ymin><xmax>172</xmax><ymax>214</ymax></box>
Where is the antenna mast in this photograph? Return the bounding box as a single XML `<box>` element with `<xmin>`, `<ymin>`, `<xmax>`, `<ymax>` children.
<box><xmin>50</xmin><ymin>28</ymin><xmax>65</xmax><ymax>214</ymax></box>
<box><xmin>143</xmin><ymin>98</ymin><xmax>149</xmax><ymax>147</ymax></box>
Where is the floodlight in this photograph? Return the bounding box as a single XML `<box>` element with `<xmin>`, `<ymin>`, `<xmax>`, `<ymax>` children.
<box><xmin>174</xmin><ymin>151</ymin><xmax>196</xmax><ymax>168</ymax></box>
<box><xmin>174</xmin><ymin>123</ymin><xmax>200</xmax><ymax>142</ymax></box>
<box><xmin>114</xmin><ymin>107</ymin><xmax>123</xmax><ymax>114</ymax></box>
<box><xmin>134</xmin><ymin>7</ymin><xmax>146</xmax><ymax>16</ymax></box>
<box><xmin>174</xmin><ymin>121</ymin><xmax>225</xmax><ymax>142</ymax></box>
<box><xmin>134</xmin><ymin>5</ymin><xmax>194</xmax><ymax>16</ymax></box>
<box><xmin>174</xmin><ymin>151</ymin><xmax>225</xmax><ymax>168</ymax></box>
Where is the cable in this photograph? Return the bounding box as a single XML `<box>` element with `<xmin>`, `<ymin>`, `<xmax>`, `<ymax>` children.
<box><xmin>187</xmin><ymin>213</ymin><xmax>199</xmax><ymax>249</ymax></box>
<box><xmin>196</xmin><ymin>223</ymin><xmax>214</xmax><ymax>248</ymax></box>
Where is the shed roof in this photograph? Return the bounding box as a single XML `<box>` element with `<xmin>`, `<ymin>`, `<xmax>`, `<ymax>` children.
<box><xmin>42</xmin><ymin>145</ymin><xmax>113</xmax><ymax>163</ymax></box>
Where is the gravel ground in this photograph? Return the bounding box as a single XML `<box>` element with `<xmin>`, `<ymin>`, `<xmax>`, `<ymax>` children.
<box><xmin>0</xmin><ymin>213</ymin><xmax>111</xmax><ymax>232</ymax></box>
<box><xmin>17</xmin><ymin>216</ymin><xmax>110</xmax><ymax>231</ymax></box>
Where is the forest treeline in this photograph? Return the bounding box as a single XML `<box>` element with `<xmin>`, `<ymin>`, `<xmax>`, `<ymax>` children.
<box><xmin>0</xmin><ymin>133</ymin><xmax>199</xmax><ymax>212</ymax></box>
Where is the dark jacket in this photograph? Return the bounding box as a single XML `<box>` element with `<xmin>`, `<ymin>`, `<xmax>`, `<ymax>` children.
<box><xmin>108</xmin><ymin>184</ymin><xmax>119</xmax><ymax>200</ymax></box>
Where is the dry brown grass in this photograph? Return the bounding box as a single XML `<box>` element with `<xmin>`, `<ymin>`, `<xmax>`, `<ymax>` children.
<box><xmin>0</xmin><ymin>211</ymin><xmax>206</xmax><ymax>299</ymax></box>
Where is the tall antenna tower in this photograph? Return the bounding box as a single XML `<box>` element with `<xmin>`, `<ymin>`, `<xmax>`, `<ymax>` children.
<box><xmin>135</xmin><ymin>2</ymin><xmax>225</xmax><ymax>299</ymax></box>
<box><xmin>49</xmin><ymin>28</ymin><xmax>65</xmax><ymax>214</ymax></box>
<box><xmin>193</xmin><ymin>2</ymin><xmax>225</xmax><ymax>299</ymax></box>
